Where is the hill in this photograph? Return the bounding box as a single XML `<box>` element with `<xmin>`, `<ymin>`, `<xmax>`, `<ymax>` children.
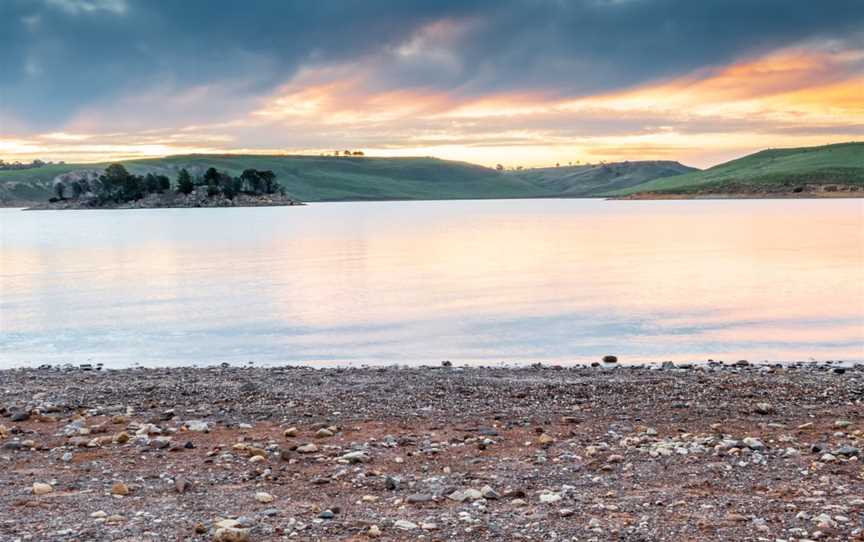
<box><xmin>510</xmin><ymin>161</ymin><xmax>697</xmax><ymax>195</ymax></box>
<box><xmin>610</xmin><ymin>142</ymin><xmax>864</xmax><ymax>196</ymax></box>
<box><xmin>0</xmin><ymin>155</ymin><xmax>695</xmax><ymax>205</ymax></box>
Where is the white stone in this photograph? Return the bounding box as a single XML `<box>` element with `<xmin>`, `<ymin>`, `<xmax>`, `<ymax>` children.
<box><xmin>539</xmin><ymin>492</ymin><xmax>562</xmax><ymax>504</ymax></box>
<box><xmin>255</xmin><ymin>492</ymin><xmax>274</xmax><ymax>503</ymax></box>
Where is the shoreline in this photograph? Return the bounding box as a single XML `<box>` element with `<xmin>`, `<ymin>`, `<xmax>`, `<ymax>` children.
<box><xmin>23</xmin><ymin>194</ymin><xmax>303</xmax><ymax>211</ymax></box>
<box><xmin>2</xmin><ymin>362</ymin><xmax>862</xmax><ymax>541</ymax></box>
<box><xmin>5</xmin><ymin>193</ymin><xmax>864</xmax><ymax>208</ymax></box>
<box><xmin>612</xmin><ymin>191</ymin><xmax>864</xmax><ymax>200</ymax></box>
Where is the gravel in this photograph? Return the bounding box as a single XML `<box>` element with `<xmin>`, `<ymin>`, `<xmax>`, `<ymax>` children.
<box><xmin>0</xmin><ymin>361</ymin><xmax>862</xmax><ymax>541</ymax></box>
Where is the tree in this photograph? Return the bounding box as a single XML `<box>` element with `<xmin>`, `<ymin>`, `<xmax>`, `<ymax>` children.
<box><xmin>203</xmin><ymin>167</ymin><xmax>220</xmax><ymax>186</ymax></box>
<box><xmin>157</xmin><ymin>175</ymin><xmax>171</xmax><ymax>192</ymax></box>
<box><xmin>495</xmin><ymin>164</ymin><xmax>504</xmax><ymax>172</ymax></box>
<box><xmin>101</xmin><ymin>163</ymin><xmax>132</xmax><ymax>195</ymax></box>
<box><xmin>121</xmin><ymin>174</ymin><xmax>144</xmax><ymax>201</ymax></box>
<box><xmin>230</xmin><ymin>176</ymin><xmax>243</xmax><ymax>195</ymax></box>
<box><xmin>240</xmin><ymin>169</ymin><xmax>261</xmax><ymax>193</ymax></box>
<box><xmin>259</xmin><ymin>170</ymin><xmax>277</xmax><ymax>194</ymax></box>
<box><xmin>71</xmin><ymin>181</ymin><xmax>83</xmax><ymax>199</ymax></box>
<box><xmin>144</xmin><ymin>173</ymin><xmax>160</xmax><ymax>194</ymax></box>
<box><xmin>176</xmin><ymin>169</ymin><xmax>194</xmax><ymax>195</ymax></box>
<box><xmin>54</xmin><ymin>182</ymin><xmax>66</xmax><ymax>200</ymax></box>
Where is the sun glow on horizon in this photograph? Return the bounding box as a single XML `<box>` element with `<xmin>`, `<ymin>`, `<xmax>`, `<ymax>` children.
<box><xmin>2</xmin><ymin>46</ymin><xmax>862</xmax><ymax>169</ymax></box>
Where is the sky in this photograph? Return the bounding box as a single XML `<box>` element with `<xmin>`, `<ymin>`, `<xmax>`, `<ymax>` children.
<box><xmin>1</xmin><ymin>0</ymin><xmax>863</xmax><ymax>169</ymax></box>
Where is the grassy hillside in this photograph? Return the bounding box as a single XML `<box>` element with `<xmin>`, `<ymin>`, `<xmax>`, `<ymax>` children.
<box><xmin>610</xmin><ymin>142</ymin><xmax>864</xmax><ymax>195</ymax></box>
<box><xmin>0</xmin><ymin>154</ymin><xmax>694</xmax><ymax>205</ymax></box>
<box><xmin>511</xmin><ymin>161</ymin><xmax>697</xmax><ymax>195</ymax></box>
<box><xmin>0</xmin><ymin>155</ymin><xmax>548</xmax><ymax>204</ymax></box>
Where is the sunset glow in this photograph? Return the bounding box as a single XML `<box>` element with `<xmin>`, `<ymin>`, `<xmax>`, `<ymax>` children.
<box><xmin>2</xmin><ymin>1</ymin><xmax>863</xmax><ymax>167</ymax></box>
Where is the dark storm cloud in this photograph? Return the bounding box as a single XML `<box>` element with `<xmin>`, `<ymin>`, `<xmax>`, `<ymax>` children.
<box><xmin>2</xmin><ymin>0</ymin><xmax>863</xmax><ymax>129</ymax></box>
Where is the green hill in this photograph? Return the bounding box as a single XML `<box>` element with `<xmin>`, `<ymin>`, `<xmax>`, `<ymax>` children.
<box><xmin>610</xmin><ymin>142</ymin><xmax>864</xmax><ymax>196</ymax></box>
<box><xmin>0</xmin><ymin>154</ymin><xmax>694</xmax><ymax>205</ymax></box>
<box><xmin>511</xmin><ymin>161</ymin><xmax>697</xmax><ymax>195</ymax></box>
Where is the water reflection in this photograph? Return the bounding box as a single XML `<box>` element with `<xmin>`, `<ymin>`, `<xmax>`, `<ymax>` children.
<box><xmin>1</xmin><ymin>199</ymin><xmax>862</xmax><ymax>367</ymax></box>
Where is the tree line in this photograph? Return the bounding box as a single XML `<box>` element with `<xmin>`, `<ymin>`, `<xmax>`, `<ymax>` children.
<box><xmin>1</xmin><ymin>158</ymin><xmax>64</xmax><ymax>171</ymax></box>
<box><xmin>52</xmin><ymin>163</ymin><xmax>285</xmax><ymax>204</ymax></box>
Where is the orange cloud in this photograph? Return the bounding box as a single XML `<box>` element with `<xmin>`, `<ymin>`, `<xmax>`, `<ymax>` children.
<box><xmin>4</xmin><ymin>45</ymin><xmax>862</xmax><ymax>167</ymax></box>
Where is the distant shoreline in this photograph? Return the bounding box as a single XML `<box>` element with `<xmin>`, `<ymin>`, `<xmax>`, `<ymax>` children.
<box><xmin>22</xmin><ymin>193</ymin><xmax>303</xmax><ymax>211</ymax></box>
<box><xmin>612</xmin><ymin>191</ymin><xmax>864</xmax><ymax>200</ymax></box>
<box><xmin>5</xmin><ymin>193</ymin><xmax>862</xmax><ymax>209</ymax></box>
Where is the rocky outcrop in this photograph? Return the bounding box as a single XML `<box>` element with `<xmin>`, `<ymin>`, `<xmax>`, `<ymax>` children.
<box><xmin>26</xmin><ymin>188</ymin><xmax>302</xmax><ymax>210</ymax></box>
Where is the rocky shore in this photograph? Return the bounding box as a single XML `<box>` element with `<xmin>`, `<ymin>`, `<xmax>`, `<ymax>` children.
<box><xmin>1</xmin><ymin>361</ymin><xmax>863</xmax><ymax>541</ymax></box>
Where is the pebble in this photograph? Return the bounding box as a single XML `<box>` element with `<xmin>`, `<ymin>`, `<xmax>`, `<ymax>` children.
<box><xmin>10</xmin><ymin>411</ymin><xmax>30</xmax><ymax>422</ymax></box>
<box><xmin>255</xmin><ymin>491</ymin><xmax>274</xmax><ymax>503</ymax></box>
<box><xmin>367</xmin><ymin>525</ymin><xmax>382</xmax><ymax>537</ymax></box>
<box><xmin>184</xmin><ymin>420</ymin><xmax>210</xmax><ymax>433</ymax></box>
<box><xmin>297</xmin><ymin>443</ymin><xmax>318</xmax><ymax>453</ymax></box>
<box><xmin>480</xmin><ymin>485</ymin><xmax>499</xmax><ymax>500</ymax></box>
<box><xmin>754</xmin><ymin>403</ymin><xmax>775</xmax><ymax>415</ymax></box>
<box><xmin>213</xmin><ymin>527</ymin><xmax>250</xmax><ymax>542</ymax></box>
<box><xmin>32</xmin><ymin>482</ymin><xmax>53</xmax><ymax>495</ymax></box>
<box><xmin>539</xmin><ymin>492</ymin><xmax>562</xmax><ymax>504</ymax></box>
<box><xmin>175</xmin><ymin>477</ymin><xmax>191</xmax><ymax>494</ymax></box>
<box><xmin>449</xmin><ymin>488</ymin><xmax>483</xmax><ymax>502</ymax></box>
<box><xmin>833</xmin><ymin>445</ymin><xmax>860</xmax><ymax>457</ymax></box>
<box><xmin>742</xmin><ymin>437</ymin><xmax>766</xmax><ymax>451</ymax></box>
<box><xmin>394</xmin><ymin>519</ymin><xmax>419</xmax><ymax>530</ymax></box>
<box><xmin>537</xmin><ymin>433</ymin><xmax>555</xmax><ymax>445</ymax></box>
<box><xmin>339</xmin><ymin>451</ymin><xmax>370</xmax><ymax>464</ymax></box>
<box><xmin>384</xmin><ymin>476</ymin><xmax>400</xmax><ymax>490</ymax></box>
<box><xmin>111</xmin><ymin>482</ymin><xmax>130</xmax><ymax>496</ymax></box>
<box><xmin>283</xmin><ymin>427</ymin><xmax>298</xmax><ymax>437</ymax></box>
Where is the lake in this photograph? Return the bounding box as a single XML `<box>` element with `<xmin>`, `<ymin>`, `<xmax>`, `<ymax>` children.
<box><xmin>1</xmin><ymin>199</ymin><xmax>862</xmax><ymax>368</ymax></box>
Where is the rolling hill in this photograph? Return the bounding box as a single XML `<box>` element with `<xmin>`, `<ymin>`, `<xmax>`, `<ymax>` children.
<box><xmin>510</xmin><ymin>161</ymin><xmax>697</xmax><ymax>195</ymax></box>
<box><xmin>611</xmin><ymin>142</ymin><xmax>864</xmax><ymax>196</ymax></box>
<box><xmin>0</xmin><ymin>155</ymin><xmax>695</xmax><ymax>205</ymax></box>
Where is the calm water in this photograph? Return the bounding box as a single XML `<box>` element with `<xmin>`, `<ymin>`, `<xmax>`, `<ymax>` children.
<box><xmin>1</xmin><ymin>199</ymin><xmax>863</xmax><ymax>368</ymax></box>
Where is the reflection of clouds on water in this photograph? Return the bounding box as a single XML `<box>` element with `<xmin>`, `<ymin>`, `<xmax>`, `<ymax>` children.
<box><xmin>1</xmin><ymin>199</ymin><xmax>863</xmax><ymax>367</ymax></box>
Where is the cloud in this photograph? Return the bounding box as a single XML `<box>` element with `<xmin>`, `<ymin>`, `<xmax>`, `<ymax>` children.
<box><xmin>45</xmin><ymin>0</ymin><xmax>127</xmax><ymax>15</ymax></box>
<box><xmin>2</xmin><ymin>0</ymin><xmax>864</xmax><ymax>131</ymax></box>
<box><xmin>0</xmin><ymin>0</ymin><xmax>485</xmax><ymax>128</ymax></box>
